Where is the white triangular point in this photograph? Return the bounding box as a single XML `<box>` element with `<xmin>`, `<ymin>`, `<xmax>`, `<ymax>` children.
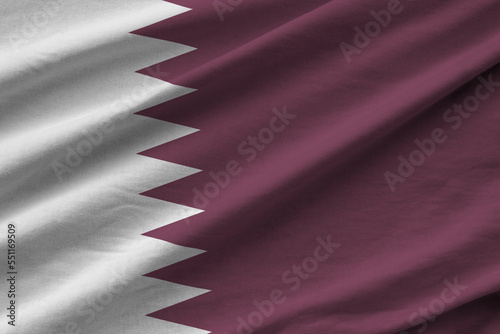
<box><xmin>0</xmin><ymin>1</ymin><xmax>207</xmax><ymax>334</ymax></box>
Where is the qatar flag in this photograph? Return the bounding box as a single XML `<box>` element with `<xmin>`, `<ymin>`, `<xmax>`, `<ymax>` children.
<box><xmin>1</xmin><ymin>1</ymin><xmax>500</xmax><ymax>334</ymax></box>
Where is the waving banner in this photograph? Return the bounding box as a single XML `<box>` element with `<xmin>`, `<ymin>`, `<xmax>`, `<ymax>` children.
<box><xmin>1</xmin><ymin>1</ymin><xmax>500</xmax><ymax>333</ymax></box>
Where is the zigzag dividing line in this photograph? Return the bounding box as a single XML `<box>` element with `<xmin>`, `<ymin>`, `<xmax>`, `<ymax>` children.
<box><xmin>129</xmin><ymin>0</ymin><xmax>280</xmax><ymax>330</ymax></box>
<box><xmin>131</xmin><ymin>1</ymin><xmax>214</xmax><ymax>331</ymax></box>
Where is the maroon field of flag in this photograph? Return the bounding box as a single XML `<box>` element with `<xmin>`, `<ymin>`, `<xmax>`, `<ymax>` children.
<box><xmin>1</xmin><ymin>1</ymin><xmax>500</xmax><ymax>334</ymax></box>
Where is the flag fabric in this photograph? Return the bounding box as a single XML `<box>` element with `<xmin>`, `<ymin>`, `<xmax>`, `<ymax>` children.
<box><xmin>1</xmin><ymin>1</ymin><xmax>500</xmax><ymax>333</ymax></box>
